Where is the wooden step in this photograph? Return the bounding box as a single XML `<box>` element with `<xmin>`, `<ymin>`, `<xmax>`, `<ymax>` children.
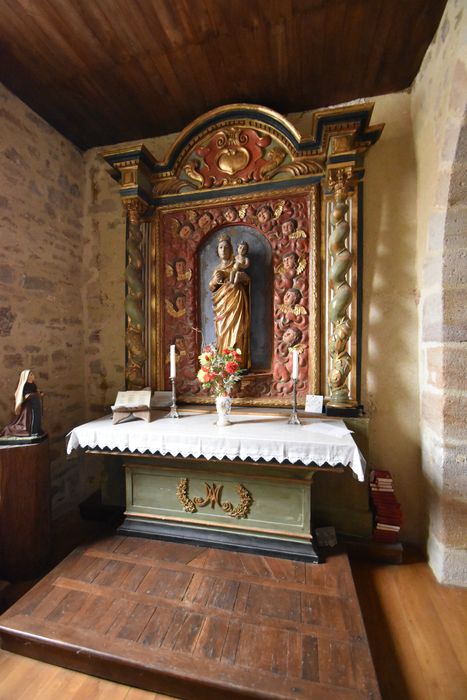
<box><xmin>0</xmin><ymin>535</ymin><xmax>380</xmax><ymax>699</ymax></box>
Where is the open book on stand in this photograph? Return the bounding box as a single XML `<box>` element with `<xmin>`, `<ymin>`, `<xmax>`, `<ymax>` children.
<box><xmin>111</xmin><ymin>389</ymin><xmax>152</xmax><ymax>424</ymax></box>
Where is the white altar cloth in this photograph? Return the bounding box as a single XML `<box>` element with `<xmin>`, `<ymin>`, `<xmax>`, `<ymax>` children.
<box><xmin>67</xmin><ymin>413</ymin><xmax>365</xmax><ymax>481</ymax></box>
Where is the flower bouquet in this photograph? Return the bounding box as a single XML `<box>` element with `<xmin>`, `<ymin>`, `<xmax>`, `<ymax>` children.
<box><xmin>197</xmin><ymin>345</ymin><xmax>243</xmax><ymax>426</ymax></box>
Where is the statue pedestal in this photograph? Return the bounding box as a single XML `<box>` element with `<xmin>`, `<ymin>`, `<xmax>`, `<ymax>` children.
<box><xmin>0</xmin><ymin>439</ymin><xmax>51</xmax><ymax>581</ymax></box>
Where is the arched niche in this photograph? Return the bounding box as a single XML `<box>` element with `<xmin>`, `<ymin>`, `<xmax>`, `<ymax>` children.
<box><xmin>199</xmin><ymin>225</ymin><xmax>273</xmax><ymax>371</ymax></box>
<box><xmin>102</xmin><ymin>103</ymin><xmax>384</xmax><ymax>411</ymax></box>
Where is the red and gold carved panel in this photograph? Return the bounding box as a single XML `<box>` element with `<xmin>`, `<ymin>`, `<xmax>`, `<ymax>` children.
<box><xmin>154</xmin><ymin>188</ymin><xmax>319</xmax><ymax>405</ymax></box>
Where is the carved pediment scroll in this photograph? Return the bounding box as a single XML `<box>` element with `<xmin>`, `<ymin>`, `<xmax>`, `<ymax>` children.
<box><xmin>152</xmin><ymin>120</ymin><xmax>325</xmax><ymax>196</ymax></box>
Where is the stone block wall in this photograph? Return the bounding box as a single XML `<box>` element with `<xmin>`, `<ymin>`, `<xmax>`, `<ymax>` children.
<box><xmin>412</xmin><ymin>0</ymin><xmax>467</xmax><ymax>585</ymax></box>
<box><xmin>0</xmin><ymin>83</ymin><xmax>92</xmax><ymax>515</ymax></box>
<box><xmin>81</xmin><ymin>151</ymin><xmax>125</xmax><ymax>419</ymax></box>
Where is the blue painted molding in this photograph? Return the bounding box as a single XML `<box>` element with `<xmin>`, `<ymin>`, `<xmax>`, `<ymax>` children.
<box><xmin>100</xmin><ymin>103</ymin><xmax>383</xmax><ymax>206</ymax></box>
<box><xmin>152</xmin><ymin>174</ymin><xmax>323</xmax><ymax>208</ymax></box>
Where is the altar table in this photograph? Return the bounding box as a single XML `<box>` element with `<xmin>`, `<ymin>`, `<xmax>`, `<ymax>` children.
<box><xmin>67</xmin><ymin>412</ymin><xmax>366</xmax><ymax>562</ymax></box>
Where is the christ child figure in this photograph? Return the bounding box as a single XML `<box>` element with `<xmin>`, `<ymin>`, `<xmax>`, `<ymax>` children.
<box><xmin>230</xmin><ymin>241</ymin><xmax>250</xmax><ymax>284</ymax></box>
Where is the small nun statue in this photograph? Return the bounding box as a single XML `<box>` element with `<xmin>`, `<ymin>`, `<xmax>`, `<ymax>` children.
<box><xmin>0</xmin><ymin>369</ymin><xmax>45</xmax><ymax>438</ymax></box>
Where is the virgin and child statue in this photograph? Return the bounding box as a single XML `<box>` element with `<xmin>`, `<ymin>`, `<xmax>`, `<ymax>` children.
<box><xmin>208</xmin><ymin>234</ymin><xmax>251</xmax><ymax>370</ymax></box>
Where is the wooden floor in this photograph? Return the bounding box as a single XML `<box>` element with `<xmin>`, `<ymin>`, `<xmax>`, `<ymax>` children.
<box><xmin>0</xmin><ymin>535</ymin><xmax>378</xmax><ymax>699</ymax></box>
<box><xmin>1</xmin><ymin>540</ymin><xmax>466</xmax><ymax>700</ymax></box>
<box><xmin>350</xmin><ymin>550</ymin><xmax>467</xmax><ymax>700</ymax></box>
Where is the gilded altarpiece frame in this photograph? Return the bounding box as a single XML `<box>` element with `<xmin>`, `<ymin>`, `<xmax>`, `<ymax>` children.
<box><xmin>102</xmin><ymin>104</ymin><xmax>383</xmax><ymax>412</ymax></box>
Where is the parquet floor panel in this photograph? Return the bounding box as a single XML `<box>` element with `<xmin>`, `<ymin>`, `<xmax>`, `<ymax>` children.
<box><xmin>0</xmin><ymin>535</ymin><xmax>380</xmax><ymax>699</ymax></box>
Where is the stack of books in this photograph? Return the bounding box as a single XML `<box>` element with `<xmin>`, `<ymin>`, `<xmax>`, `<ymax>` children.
<box><xmin>370</xmin><ymin>469</ymin><xmax>402</xmax><ymax>543</ymax></box>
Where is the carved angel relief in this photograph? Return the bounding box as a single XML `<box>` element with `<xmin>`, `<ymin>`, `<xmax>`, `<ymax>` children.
<box><xmin>274</xmin><ymin>253</ymin><xmax>307</xmax><ymax>276</ymax></box>
<box><xmin>166</xmin><ymin>259</ymin><xmax>192</xmax><ymax>282</ymax></box>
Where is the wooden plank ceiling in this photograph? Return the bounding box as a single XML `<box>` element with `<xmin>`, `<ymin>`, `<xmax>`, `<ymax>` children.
<box><xmin>0</xmin><ymin>0</ymin><xmax>447</xmax><ymax>151</ymax></box>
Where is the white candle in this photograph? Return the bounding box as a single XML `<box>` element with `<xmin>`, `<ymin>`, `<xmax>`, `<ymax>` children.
<box><xmin>169</xmin><ymin>344</ymin><xmax>176</xmax><ymax>378</ymax></box>
<box><xmin>292</xmin><ymin>349</ymin><xmax>299</xmax><ymax>380</ymax></box>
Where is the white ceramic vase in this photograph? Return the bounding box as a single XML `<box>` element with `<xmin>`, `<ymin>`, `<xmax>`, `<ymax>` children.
<box><xmin>215</xmin><ymin>394</ymin><xmax>232</xmax><ymax>427</ymax></box>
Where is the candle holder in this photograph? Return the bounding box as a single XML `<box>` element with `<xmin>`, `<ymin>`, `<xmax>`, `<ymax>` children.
<box><xmin>288</xmin><ymin>378</ymin><xmax>302</xmax><ymax>425</ymax></box>
<box><xmin>167</xmin><ymin>377</ymin><xmax>180</xmax><ymax>419</ymax></box>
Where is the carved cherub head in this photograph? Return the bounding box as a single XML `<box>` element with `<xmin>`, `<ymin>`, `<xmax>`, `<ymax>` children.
<box><xmin>224</xmin><ymin>206</ymin><xmax>237</xmax><ymax>222</ymax></box>
<box><xmin>199</xmin><ymin>212</ymin><xmax>214</xmax><ymax>229</ymax></box>
<box><xmin>179</xmin><ymin>223</ymin><xmax>194</xmax><ymax>240</ymax></box>
<box><xmin>283</xmin><ymin>251</ymin><xmax>299</xmax><ymax>272</ymax></box>
<box><xmin>257</xmin><ymin>205</ymin><xmax>273</xmax><ymax>224</ymax></box>
<box><xmin>283</xmin><ymin>287</ymin><xmax>302</xmax><ymax>307</ymax></box>
<box><xmin>174</xmin><ymin>294</ymin><xmax>186</xmax><ymax>311</ymax></box>
<box><xmin>186</xmin><ymin>209</ymin><xmax>198</xmax><ymax>224</ymax></box>
<box><xmin>281</xmin><ymin>219</ymin><xmax>297</xmax><ymax>236</ymax></box>
<box><xmin>174</xmin><ymin>257</ymin><xmax>186</xmax><ymax>276</ymax></box>
<box><xmin>174</xmin><ymin>335</ymin><xmax>186</xmax><ymax>352</ymax></box>
<box><xmin>283</xmin><ymin>326</ymin><xmax>302</xmax><ymax>347</ymax></box>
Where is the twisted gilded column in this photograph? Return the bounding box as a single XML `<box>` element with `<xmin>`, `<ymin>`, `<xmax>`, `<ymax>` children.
<box><xmin>327</xmin><ymin>168</ymin><xmax>356</xmax><ymax>408</ymax></box>
<box><xmin>124</xmin><ymin>199</ymin><xmax>148</xmax><ymax>388</ymax></box>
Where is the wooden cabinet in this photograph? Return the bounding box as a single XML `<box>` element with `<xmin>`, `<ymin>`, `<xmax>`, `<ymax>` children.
<box><xmin>0</xmin><ymin>440</ymin><xmax>51</xmax><ymax>581</ymax></box>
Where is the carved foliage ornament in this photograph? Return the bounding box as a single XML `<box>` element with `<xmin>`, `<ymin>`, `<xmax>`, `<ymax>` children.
<box><xmin>176</xmin><ymin>478</ymin><xmax>253</xmax><ymax>519</ymax></box>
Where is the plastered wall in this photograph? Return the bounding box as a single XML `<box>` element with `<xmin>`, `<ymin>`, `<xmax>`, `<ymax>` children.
<box><xmin>353</xmin><ymin>93</ymin><xmax>423</xmax><ymax>544</ymax></box>
<box><xmin>290</xmin><ymin>94</ymin><xmax>424</xmax><ymax>544</ymax></box>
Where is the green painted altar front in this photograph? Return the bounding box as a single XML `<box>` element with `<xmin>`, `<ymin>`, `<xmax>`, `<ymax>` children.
<box><xmin>119</xmin><ymin>452</ymin><xmax>332</xmax><ymax>562</ymax></box>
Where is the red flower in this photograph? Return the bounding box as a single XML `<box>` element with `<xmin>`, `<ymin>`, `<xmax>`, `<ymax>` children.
<box><xmin>222</xmin><ymin>348</ymin><xmax>230</xmax><ymax>355</ymax></box>
<box><xmin>225</xmin><ymin>361</ymin><xmax>239</xmax><ymax>374</ymax></box>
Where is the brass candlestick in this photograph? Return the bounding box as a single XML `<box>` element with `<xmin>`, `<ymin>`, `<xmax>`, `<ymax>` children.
<box><xmin>288</xmin><ymin>378</ymin><xmax>301</xmax><ymax>425</ymax></box>
<box><xmin>167</xmin><ymin>377</ymin><xmax>180</xmax><ymax>418</ymax></box>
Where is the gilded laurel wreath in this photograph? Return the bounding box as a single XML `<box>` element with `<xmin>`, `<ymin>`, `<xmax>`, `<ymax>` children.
<box><xmin>221</xmin><ymin>484</ymin><xmax>252</xmax><ymax>519</ymax></box>
<box><xmin>175</xmin><ymin>478</ymin><xmax>197</xmax><ymax>513</ymax></box>
<box><xmin>176</xmin><ymin>478</ymin><xmax>252</xmax><ymax>519</ymax></box>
